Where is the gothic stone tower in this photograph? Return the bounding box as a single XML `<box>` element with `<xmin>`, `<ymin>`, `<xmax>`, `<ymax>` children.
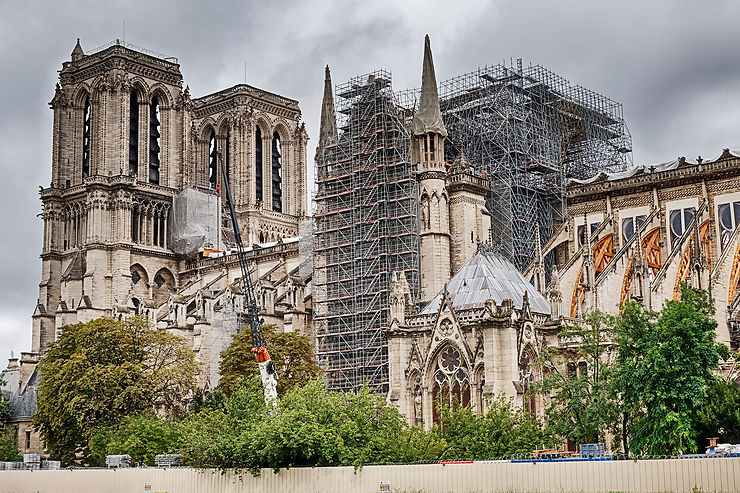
<box><xmin>190</xmin><ymin>85</ymin><xmax>308</xmax><ymax>244</ymax></box>
<box><xmin>34</xmin><ymin>39</ymin><xmax>307</xmax><ymax>354</ymax></box>
<box><xmin>414</xmin><ymin>35</ymin><xmax>452</xmax><ymax>303</ymax></box>
<box><xmin>413</xmin><ymin>35</ymin><xmax>491</xmax><ymax>302</ymax></box>
<box><xmin>37</xmin><ymin>40</ymin><xmax>185</xmax><ymax>352</ymax></box>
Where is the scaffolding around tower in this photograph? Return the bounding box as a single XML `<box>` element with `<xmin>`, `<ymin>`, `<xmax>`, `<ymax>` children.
<box><xmin>398</xmin><ymin>59</ymin><xmax>632</xmax><ymax>271</ymax></box>
<box><xmin>313</xmin><ymin>70</ymin><xmax>420</xmax><ymax>391</ymax></box>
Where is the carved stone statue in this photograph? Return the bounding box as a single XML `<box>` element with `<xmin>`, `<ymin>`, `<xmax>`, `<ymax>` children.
<box><xmin>414</xmin><ymin>386</ymin><xmax>423</xmax><ymax>423</ymax></box>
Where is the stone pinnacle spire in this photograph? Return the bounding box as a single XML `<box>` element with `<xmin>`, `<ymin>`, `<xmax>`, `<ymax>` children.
<box><xmin>71</xmin><ymin>38</ymin><xmax>84</xmax><ymax>61</ymax></box>
<box><xmin>412</xmin><ymin>34</ymin><xmax>447</xmax><ymax>137</ymax></box>
<box><xmin>317</xmin><ymin>65</ymin><xmax>337</xmax><ymax>157</ymax></box>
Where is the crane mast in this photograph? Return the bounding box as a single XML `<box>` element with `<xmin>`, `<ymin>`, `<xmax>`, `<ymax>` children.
<box><xmin>217</xmin><ymin>152</ymin><xmax>278</xmax><ymax>407</ymax></box>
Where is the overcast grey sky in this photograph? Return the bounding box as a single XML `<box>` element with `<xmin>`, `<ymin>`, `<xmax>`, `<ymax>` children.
<box><xmin>2</xmin><ymin>0</ymin><xmax>740</xmax><ymax>359</ymax></box>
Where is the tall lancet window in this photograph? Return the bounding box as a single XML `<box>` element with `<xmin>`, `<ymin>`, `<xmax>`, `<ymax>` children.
<box><xmin>271</xmin><ymin>132</ymin><xmax>282</xmax><ymax>212</ymax></box>
<box><xmin>225</xmin><ymin>129</ymin><xmax>230</xmax><ymax>180</ymax></box>
<box><xmin>128</xmin><ymin>91</ymin><xmax>139</xmax><ymax>176</ymax></box>
<box><xmin>149</xmin><ymin>96</ymin><xmax>161</xmax><ymax>185</ymax></box>
<box><xmin>82</xmin><ymin>96</ymin><xmax>91</xmax><ymax>178</ymax></box>
<box><xmin>208</xmin><ymin>131</ymin><xmax>218</xmax><ymax>187</ymax></box>
<box><xmin>224</xmin><ymin>129</ymin><xmax>231</xmax><ymax>207</ymax></box>
<box><xmin>255</xmin><ymin>127</ymin><xmax>263</xmax><ymax>203</ymax></box>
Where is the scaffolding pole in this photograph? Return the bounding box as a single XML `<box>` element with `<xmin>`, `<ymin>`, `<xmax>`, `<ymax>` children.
<box><xmin>313</xmin><ymin>70</ymin><xmax>420</xmax><ymax>392</ymax></box>
<box><xmin>397</xmin><ymin>59</ymin><xmax>632</xmax><ymax>272</ymax></box>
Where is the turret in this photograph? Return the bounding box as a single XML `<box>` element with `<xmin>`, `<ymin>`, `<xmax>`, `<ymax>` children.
<box><xmin>446</xmin><ymin>148</ymin><xmax>491</xmax><ymax>272</ymax></box>
<box><xmin>315</xmin><ymin>65</ymin><xmax>337</xmax><ymax>164</ymax></box>
<box><xmin>414</xmin><ymin>35</ymin><xmax>451</xmax><ymax>302</ymax></box>
<box><xmin>71</xmin><ymin>38</ymin><xmax>84</xmax><ymax>62</ymax></box>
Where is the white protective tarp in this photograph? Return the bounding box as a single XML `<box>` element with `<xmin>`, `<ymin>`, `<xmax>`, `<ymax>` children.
<box><xmin>170</xmin><ymin>188</ymin><xmax>220</xmax><ymax>257</ymax></box>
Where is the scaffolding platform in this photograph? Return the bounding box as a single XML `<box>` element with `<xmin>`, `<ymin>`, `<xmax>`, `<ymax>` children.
<box><xmin>313</xmin><ymin>70</ymin><xmax>419</xmax><ymax>392</ymax></box>
<box><xmin>397</xmin><ymin>59</ymin><xmax>632</xmax><ymax>272</ymax></box>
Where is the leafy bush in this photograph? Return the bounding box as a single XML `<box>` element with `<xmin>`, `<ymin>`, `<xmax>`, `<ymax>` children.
<box><xmin>89</xmin><ymin>413</ymin><xmax>182</xmax><ymax>466</ymax></box>
<box><xmin>0</xmin><ymin>426</ymin><xmax>21</xmax><ymax>462</ymax></box>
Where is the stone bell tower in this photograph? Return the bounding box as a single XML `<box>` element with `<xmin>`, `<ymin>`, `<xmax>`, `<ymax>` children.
<box><xmin>34</xmin><ymin>39</ymin><xmax>185</xmax><ymax>353</ymax></box>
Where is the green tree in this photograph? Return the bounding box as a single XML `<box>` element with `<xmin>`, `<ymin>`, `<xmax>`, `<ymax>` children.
<box><xmin>180</xmin><ymin>378</ymin><xmax>446</xmax><ymax>474</ymax></box>
<box><xmin>614</xmin><ymin>288</ymin><xmax>729</xmax><ymax>455</ymax></box>
<box><xmin>89</xmin><ymin>413</ymin><xmax>183</xmax><ymax>466</ymax></box>
<box><xmin>611</xmin><ymin>301</ymin><xmax>654</xmax><ymax>455</ymax></box>
<box><xmin>34</xmin><ymin>316</ymin><xmax>196</xmax><ymax>464</ymax></box>
<box><xmin>0</xmin><ymin>377</ymin><xmax>11</xmax><ymax>422</ymax></box>
<box><xmin>695</xmin><ymin>377</ymin><xmax>740</xmax><ymax>449</ymax></box>
<box><xmin>218</xmin><ymin>324</ymin><xmax>321</xmax><ymax>397</ymax></box>
<box><xmin>533</xmin><ymin>311</ymin><xmax>617</xmax><ymax>446</ymax></box>
<box><xmin>0</xmin><ymin>426</ymin><xmax>21</xmax><ymax>461</ymax></box>
<box><xmin>438</xmin><ymin>396</ymin><xmax>554</xmax><ymax>459</ymax></box>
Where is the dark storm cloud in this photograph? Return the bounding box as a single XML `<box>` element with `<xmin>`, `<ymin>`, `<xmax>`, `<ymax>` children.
<box><xmin>2</xmin><ymin>0</ymin><xmax>740</xmax><ymax>357</ymax></box>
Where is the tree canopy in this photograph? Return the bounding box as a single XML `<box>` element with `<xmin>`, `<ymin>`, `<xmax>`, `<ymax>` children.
<box><xmin>34</xmin><ymin>316</ymin><xmax>196</xmax><ymax>464</ymax></box>
<box><xmin>696</xmin><ymin>377</ymin><xmax>740</xmax><ymax>447</ymax></box>
<box><xmin>218</xmin><ymin>324</ymin><xmax>321</xmax><ymax>396</ymax></box>
<box><xmin>613</xmin><ymin>287</ymin><xmax>729</xmax><ymax>455</ymax></box>
<box><xmin>437</xmin><ymin>397</ymin><xmax>554</xmax><ymax>459</ymax></box>
<box><xmin>90</xmin><ymin>412</ymin><xmax>183</xmax><ymax>466</ymax></box>
<box><xmin>0</xmin><ymin>426</ymin><xmax>21</xmax><ymax>462</ymax></box>
<box><xmin>533</xmin><ymin>311</ymin><xmax>617</xmax><ymax>446</ymax></box>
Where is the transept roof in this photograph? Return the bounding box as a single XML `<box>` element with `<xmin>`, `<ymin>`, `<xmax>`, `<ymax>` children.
<box><xmin>420</xmin><ymin>246</ymin><xmax>550</xmax><ymax>315</ymax></box>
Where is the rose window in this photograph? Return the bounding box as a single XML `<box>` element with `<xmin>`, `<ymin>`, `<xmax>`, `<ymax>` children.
<box><xmin>440</xmin><ymin>347</ymin><xmax>461</xmax><ymax>373</ymax></box>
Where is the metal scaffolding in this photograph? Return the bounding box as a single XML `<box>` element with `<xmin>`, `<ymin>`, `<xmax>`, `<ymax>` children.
<box><xmin>313</xmin><ymin>70</ymin><xmax>419</xmax><ymax>391</ymax></box>
<box><xmin>398</xmin><ymin>59</ymin><xmax>632</xmax><ymax>271</ymax></box>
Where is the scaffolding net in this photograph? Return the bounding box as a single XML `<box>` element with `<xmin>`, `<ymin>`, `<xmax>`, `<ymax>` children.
<box><xmin>313</xmin><ymin>70</ymin><xmax>420</xmax><ymax>392</ymax></box>
<box><xmin>398</xmin><ymin>59</ymin><xmax>632</xmax><ymax>271</ymax></box>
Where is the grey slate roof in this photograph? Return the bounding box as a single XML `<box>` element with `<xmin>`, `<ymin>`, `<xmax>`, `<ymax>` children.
<box><xmin>1</xmin><ymin>369</ymin><xmax>38</xmax><ymax>420</ymax></box>
<box><xmin>420</xmin><ymin>249</ymin><xmax>551</xmax><ymax>315</ymax></box>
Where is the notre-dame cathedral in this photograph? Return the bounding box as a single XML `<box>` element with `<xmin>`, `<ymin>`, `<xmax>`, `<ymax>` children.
<box><xmin>4</xmin><ymin>35</ymin><xmax>740</xmax><ymax>456</ymax></box>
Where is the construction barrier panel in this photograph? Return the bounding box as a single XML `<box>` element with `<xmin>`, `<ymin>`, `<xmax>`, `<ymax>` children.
<box><xmin>1</xmin><ymin>457</ymin><xmax>740</xmax><ymax>493</ymax></box>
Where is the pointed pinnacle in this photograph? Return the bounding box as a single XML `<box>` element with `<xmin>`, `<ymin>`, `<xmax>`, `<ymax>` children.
<box><xmin>411</xmin><ymin>34</ymin><xmax>447</xmax><ymax>137</ymax></box>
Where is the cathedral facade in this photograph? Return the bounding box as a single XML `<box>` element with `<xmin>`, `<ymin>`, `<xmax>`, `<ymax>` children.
<box><xmin>7</xmin><ymin>38</ymin><xmax>312</xmax><ymax>397</ymax></box>
<box><xmin>4</xmin><ymin>38</ymin><xmax>314</xmax><ymax>455</ymax></box>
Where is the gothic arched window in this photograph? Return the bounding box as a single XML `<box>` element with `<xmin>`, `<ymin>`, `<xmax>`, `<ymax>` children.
<box><xmin>431</xmin><ymin>346</ymin><xmax>470</xmax><ymax>424</ymax></box>
<box><xmin>129</xmin><ymin>91</ymin><xmax>139</xmax><ymax>176</ymax></box>
<box><xmin>149</xmin><ymin>96</ymin><xmax>161</xmax><ymax>185</ymax></box>
<box><xmin>208</xmin><ymin>131</ymin><xmax>217</xmax><ymax>187</ymax></box>
<box><xmin>225</xmin><ymin>129</ymin><xmax>230</xmax><ymax>179</ymax></box>
<box><xmin>272</xmin><ymin>132</ymin><xmax>283</xmax><ymax>212</ymax></box>
<box><xmin>82</xmin><ymin>96</ymin><xmax>91</xmax><ymax>178</ymax></box>
<box><xmin>255</xmin><ymin>127</ymin><xmax>263</xmax><ymax>203</ymax></box>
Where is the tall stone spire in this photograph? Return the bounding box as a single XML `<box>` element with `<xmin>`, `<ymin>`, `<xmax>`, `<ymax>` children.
<box><xmin>412</xmin><ymin>35</ymin><xmax>447</xmax><ymax>137</ymax></box>
<box><xmin>316</xmin><ymin>65</ymin><xmax>337</xmax><ymax>162</ymax></box>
